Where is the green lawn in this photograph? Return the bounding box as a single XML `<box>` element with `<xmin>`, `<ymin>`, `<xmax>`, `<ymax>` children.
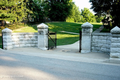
<box><xmin>0</xmin><ymin>22</ymin><xmax>102</xmax><ymax>48</ymax></box>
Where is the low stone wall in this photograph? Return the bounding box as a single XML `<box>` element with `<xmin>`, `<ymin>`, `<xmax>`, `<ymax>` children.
<box><xmin>81</xmin><ymin>22</ymin><xmax>120</xmax><ymax>60</ymax></box>
<box><xmin>91</xmin><ymin>32</ymin><xmax>111</xmax><ymax>54</ymax></box>
<box><xmin>12</xmin><ymin>33</ymin><xmax>38</xmax><ymax>48</ymax></box>
<box><xmin>2</xmin><ymin>23</ymin><xmax>48</xmax><ymax>50</ymax></box>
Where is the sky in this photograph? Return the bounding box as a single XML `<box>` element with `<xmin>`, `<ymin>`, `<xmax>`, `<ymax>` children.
<box><xmin>72</xmin><ymin>0</ymin><xmax>95</xmax><ymax>14</ymax></box>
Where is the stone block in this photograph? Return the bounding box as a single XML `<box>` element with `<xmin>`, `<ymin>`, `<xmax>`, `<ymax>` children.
<box><xmin>12</xmin><ymin>38</ymin><xmax>20</xmax><ymax>42</ymax></box>
<box><xmin>25</xmin><ymin>44</ymin><xmax>32</xmax><ymax>47</ymax></box>
<box><xmin>110</xmin><ymin>53</ymin><xmax>120</xmax><ymax>58</ymax></box>
<box><xmin>101</xmin><ymin>40</ymin><xmax>106</xmax><ymax>44</ymax></box>
<box><xmin>3</xmin><ymin>39</ymin><xmax>12</xmax><ymax>42</ymax></box>
<box><xmin>111</xmin><ymin>43</ymin><xmax>120</xmax><ymax>48</ymax></box>
<box><xmin>31</xmin><ymin>38</ymin><xmax>37</xmax><ymax>41</ymax></box>
<box><xmin>31</xmin><ymin>44</ymin><xmax>37</xmax><ymax>47</ymax></box>
<box><xmin>3</xmin><ymin>42</ymin><xmax>13</xmax><ymax>46</ymax></box>
<box><xmin>111</xmin><ymin>48</ymin><xmax>120</xmax><ymax>53</ymax></box>
<box><xmin>32</xmin><ymin>41</ymin><xmax>38</xmax><ymax>44</ymax></box>
<box><xmin>3</xmin><ymin>46</ymin><xmax>13</xmax><ymax>50</ymax></box>
<box><xmin>13</xmin><ymin>45</ymin><xmax>20</xmax><ymax>48</ymax></box>
<box><xmin>106</xmin><ymin>40</ymin><xmax>111</xmax><ymax>45</ymax></box>
<box><xmin>101</xmin><ymin>48</ymin><xmax>106</xmax><ymax>52</ymax></box>
<box><xmin>99</xmin><ymin>36</ymin><xmax>107</xmax><ymax>40</ymax></box>
<box><xmin>97</xmin><ymin>43</ymin><xmax>103</xmax><ymax>47</ymax></box>
<box><xmin>3</xmin><ymin>36</ymin><xmax>12</xmax><ymax>39</ymax></box>
<box><xmin>19</xmin><ymin>37</ymin><xmax>25</xmax><ymax>40</ymax></box>
<box><xmin>28</xmin><ymin>35</ymin><xmax>34</xmax><ymax>38</ymax></box>
<box><xmin>111</xmin><ymin>38</ymin><xmax>120</xmax><ymax>43</ymax></box>
<box><xmin>19</xmin><ymin>44</ymin><xmax>26</xmax><ymax>47</ymax></box>
<box><xmin>24</xmin><ymin>35</ymin><xmax>29</xmax><ymax>38</ymax></box>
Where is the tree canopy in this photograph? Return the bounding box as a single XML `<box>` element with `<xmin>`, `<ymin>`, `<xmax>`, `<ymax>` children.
<box><xmin>81</xmin><ymin>8</ymin><xmax>96</xmax><ymax>22</ymax></box>
<box><xmin>90</xmin><ymin>0</ymin><xmax>120</xmax><ymax>26</ymax></box>
<box><xmin>0</xmin><ymin>0</ymin><xmax>27</xmax><ymax>23</ymax></box>
<box><xmin>43</xmin><ymin>0</ymin><xmax>73</xmax><ymax>21</ymax></box>
<box><xmin>66</xmin><ymin>2</ymin><xmax>82</xmax><ymax>22</ymax></box>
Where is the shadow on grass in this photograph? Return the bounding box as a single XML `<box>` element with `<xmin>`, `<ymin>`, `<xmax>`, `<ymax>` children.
<box><xmin>46</xmin><ymin>22</ymin><xmax>82</xmax><ymax>33</ymax></box>
<box><xmin>45</xmin><ymin>22</ymin><xmax>102</xmax><ymax>33</ymax></box>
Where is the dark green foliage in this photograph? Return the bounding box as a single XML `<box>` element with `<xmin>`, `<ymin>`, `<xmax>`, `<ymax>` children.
<box><xmin>43</xmin><ymin>0</ymin><xmax>73</xmax><ymax>21</ymax></box>
<box><xmin>90</xmin><ymin>0</ymin><xmax>120</xmax><ymax>27</ymax></box>
<box><xmin>26</xmin><ymin>0</ymin><xmax>44</xmax><ymax>22</ymax></box>
<box><xmin>0</xmin><ymin>0</ymin><xmax>26</xmax><ymax>23</ymax></box>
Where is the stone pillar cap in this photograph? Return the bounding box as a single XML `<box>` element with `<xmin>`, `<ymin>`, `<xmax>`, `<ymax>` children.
<box><xmin>111</xmin><ymin>26</ymin><xmax>120</xmax><ymax>33</ymax></box>
<box><xmin>37</xmin><ymin>23</ymin><xmax>48</xmax><ymax>29</ymax></box>
<box><xmin>81</xmin><ymin>22</ymin><xmax>93</xmax><ymax>28</ymax></box>
<box><xmin>2</xmin><ymin>28</ymin><xmax>12</xmax><ymax>33</ymax></box>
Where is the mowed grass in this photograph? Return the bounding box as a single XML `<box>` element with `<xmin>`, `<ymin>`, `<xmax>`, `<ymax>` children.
<box><xmin>0</xmin><ymin>22</ymin><xmax>102</xmax><ymax>48</ymax></box>
<box><xmin>46</xmin><ymin>22</ymin><xmax>102</xmax><ymax>33</ymax></box>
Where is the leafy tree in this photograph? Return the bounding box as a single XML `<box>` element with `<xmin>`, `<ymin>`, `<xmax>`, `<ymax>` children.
<box><xmin>66</xmin><ymin>3</ymin><xmax>81</xmax><ymax>22</ymax></box>
<box><xmin>0</xmin><ymin>0</ymin><xmax>26</xmax><ymax>23</ymax></box>
<box><xmin>81</xmin><ymin>8</ymin><xmax>96</xmax><ymax>22</ymax></box>
<box><xmin>95</xmin><ymin>15</ymin><xmax>104</xmax><ymax>23</ymax></box>
<box><xmin>43</xmin><ymin>0</ymin><xmax>73</xmax><ymax>21</ymax></box>
<box><xmin>90</xmin><ymin>0</ymin><xmax>120</xmax><ymax>27</ymax></box>
<box><xmin>26</xmin><ymin>0</ymin><xmax>44</xmax><ymax>22</ymax></box>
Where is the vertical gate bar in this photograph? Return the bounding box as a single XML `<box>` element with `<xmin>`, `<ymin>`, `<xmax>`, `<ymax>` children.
<box><xmin>55</xmin><ymin>31</ymin><xmax>57</xmax><ymax>48</ymax></box>
<box><xmin>79</xmin><ymin>28</ymin><xmax>82</xmax><ymax>52</ymax></box>
<box><xmin>79</xmin><ymin>28</ymin><xmax>80</xmax><ymax>52</ymax></box>
<box><xmin>2</xmin><ymin>32</ymin><xmax>3</xmax><ymax>49</ymax></box>
<box><xmin>48</xmin><ymin>29</ymin><xmax>49</xmax><ymax>50</ymax></box>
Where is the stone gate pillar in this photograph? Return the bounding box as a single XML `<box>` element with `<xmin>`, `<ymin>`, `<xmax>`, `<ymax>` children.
<box><xmin>37</xmin><ymin>23</ymin><xmax>48</xmax><ymax>50</ymax></box>
<box><xmin>110</xmin><ymin>26</ymin><xmax>120</xmax><ymax>59</ymax></box>
<box><xmin>81</xmin><ymin>22</ymin><xmax>93</xmax><ymax>53</ymax></box>
<box><xmin>2</xmin><ymin>28</ymin><xmax>13</xmax><ymax>50</ymax></box>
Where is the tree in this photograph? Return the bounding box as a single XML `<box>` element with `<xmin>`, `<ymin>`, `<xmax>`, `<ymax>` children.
<box><xmin>81</xmin><ymin>8</ymin><xmax>96</xmax><ymax>22</ymax></box>
<box><xmin>66</xmin><ymin>3</ymin><xmax>81</xmax><ymax>22</ymax></box>
<box><xmin>95</xmin><ymin>15</ymin><xmax>104</xmax><ymax>23</ymax></box>
<box><xmin>26</xmin><ymin>0</ymin><xmax>44</xmax><ymax>22</ymax></box>
<box><xmin>43</xmin><ymin>0</ymin><xmax>73</xmax><ymax>21</ymax></box>
<box><xmin>0</xmin><ymin>0</ymin><xmax>26</xmax><ymax>23</ymax></box>
<box><xmin>90</xmin><ymin>0</ymin><xmax>120</xmax><ymax>27</ymax></box>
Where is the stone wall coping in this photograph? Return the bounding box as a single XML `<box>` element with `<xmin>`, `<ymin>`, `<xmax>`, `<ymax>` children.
<box><xmin>92</xmin><ymin>32</ymin><xmax>111</xmax><ymax>36</ymax></box>
<box><xmin>2</xmin><ymin>28</ymin><xmax>12</xmax><ymax>33</ymax></box>
<box><xmin>111</xmin><ymin>26</ymin><xmax>120</xmax><ymax>34</ymax></box>
<box><xmin>12</xmin><ymin>32</ymin><xmax>38</xmax><ymax>35</ymax></box>
<box><xmin>37</xmin><ymin>23</ymin><xmax>48</xmax><ymax>29</ymax></box>
<box><xmin>81</xmin><ymin>22</ymin><xmax>93</xmax><ymax>28</ymax></box>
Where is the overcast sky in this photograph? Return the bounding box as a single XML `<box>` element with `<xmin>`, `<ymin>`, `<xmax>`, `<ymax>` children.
<box><xmin>72</xmin><ymin>0</ymin><xmax>95</xmax><ymax>14</ymax></box>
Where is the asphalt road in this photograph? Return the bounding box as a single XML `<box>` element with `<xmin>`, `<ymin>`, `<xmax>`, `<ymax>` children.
<box><xmin>0</xmin><ymin>50</ymin><xmax>120</xmax><ymax>80</ymax></box>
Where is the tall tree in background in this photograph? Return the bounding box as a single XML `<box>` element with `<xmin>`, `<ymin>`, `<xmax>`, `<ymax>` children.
<box><xmin>26</xmin><ymin>0</ymin><xmax>44</xmax><ymax>22</ymax></box>
<box><xmin>66</xmin><ymin>3</ymin><xmax>81</xmax><ymax>22</ymax></box>
<box><xmin>43</xmin><ymin>0</ymin><xmax>73</xmax><ymax>21</ymax></box>
<box><xmin>90</xmin><ymin>0</ymin><xmax>120</xmax><ymax>26</ymax></box>
<box><xmin>81</xmin><ymin>8</ymin><xmax>96</xmax><ymax>22</ymax></box>
<box><xmin>0</xmin><ymin>0</ymin><xmax>26</xmax><ymax>23</ymax></box>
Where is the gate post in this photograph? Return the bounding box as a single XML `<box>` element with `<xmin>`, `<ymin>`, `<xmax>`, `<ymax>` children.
<box><xmin>110</xmin><ymin>26</ymin><xmax>120</xmax><ymax>59</ymax></box>
<box><xmin>2</xmin><ymin>28</ymin><xmax>13</xmax><ymax>50</ymax></box>
<box><xmin>81</xmin><ymin>22</ymin><xmax>93</xmax><ymax>53</ymax></box>
<box><xmin>37</xmin><ymin>23</ymin><xmax>48</xmax><ymax>50</ymax></box>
